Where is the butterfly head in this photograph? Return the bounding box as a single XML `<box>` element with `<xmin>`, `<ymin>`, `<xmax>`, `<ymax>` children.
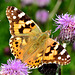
<box><xmin>45</xmin><ymin>30</ymin><xmax>51</xmax><ymax>37</ymax></box>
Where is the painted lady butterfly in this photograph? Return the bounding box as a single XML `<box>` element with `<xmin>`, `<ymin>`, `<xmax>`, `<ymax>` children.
<box><xmin>6</xmin><ymin>6</ymin><xmax>71</xmax><ymax>69</ymax></box>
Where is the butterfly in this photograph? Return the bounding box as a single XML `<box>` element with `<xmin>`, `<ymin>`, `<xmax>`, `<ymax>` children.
<box><xmin>6</xmin><ymin>6</ymin><xmax>71</xmax><ymax>69</ymax></box>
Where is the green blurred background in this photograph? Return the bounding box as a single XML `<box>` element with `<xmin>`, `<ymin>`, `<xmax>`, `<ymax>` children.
<box><xmin>0</xmin><ymin>0</ymin><xmax>75</xmax><ymax>75</ymax></box>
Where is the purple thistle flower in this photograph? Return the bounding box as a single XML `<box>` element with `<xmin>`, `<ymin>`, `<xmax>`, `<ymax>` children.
<box><xmin>36</xmin><ymin>10</ymin><xmax>49</xmax><ymax>23</ymax></box>
<box><xmin>35</xmin><ymin>0</ymin><xmax>50</xmax><ymax>7</ymax></box>
<box><xmin>21</xmin><ymin>0</ymin><xmax>33</xmax><ymax>6</ymax></box>
<box><xmin>0</xmin><ymin>58</ymin><xmax>29</xmax><ymax>75</ymax></box>
<box><xmin>54</xmin><ymin>13</ymin><xmax>75</xmax><ymax>42</ymax></box>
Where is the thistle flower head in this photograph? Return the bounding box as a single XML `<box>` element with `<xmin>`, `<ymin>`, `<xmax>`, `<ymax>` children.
<box><xmin>54</xmin><ymin>13</ymin><xmax>75</xmax><ymax>42</ymax></box>
<box><xmin>0</xmin><ymin>58</ymin><xmax>29</xmax><ymax>75</ymax></box>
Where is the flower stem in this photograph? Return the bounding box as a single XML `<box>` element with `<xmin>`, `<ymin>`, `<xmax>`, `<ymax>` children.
<box><xmin>49</xmin><ymin>0</ymin><xmax>62</xmax><ymax>20</ymax></box>
<box><xmin>58</xmin><ymin>67</ymin><xmax>61</xmax><ymax>75</ymax></box>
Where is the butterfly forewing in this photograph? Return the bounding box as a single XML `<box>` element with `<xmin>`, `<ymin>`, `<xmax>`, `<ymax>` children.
<box><xmin>6</xmin><ymin>6</ymin><xmax>42</xmax><ymax>36</ymax></box>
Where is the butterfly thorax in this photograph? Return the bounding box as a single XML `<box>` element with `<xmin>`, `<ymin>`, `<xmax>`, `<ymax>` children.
<box><xmin>22</xmin><ymin>31</ymin><xmax>49</xmax><ymax>61</ymax></box>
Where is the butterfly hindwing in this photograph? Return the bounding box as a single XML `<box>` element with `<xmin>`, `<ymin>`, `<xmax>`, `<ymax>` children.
<box><xmin>24</xmin><ymin>52</ymin><xmax>43</xmax><ymax>69</ymax></box>
<box><xmin>9</xmin><ymin>36</ymin><xmax>27</xmax><ymax>60</ymax></box>
<box><xmin>6</xmin><ymin>6</ymin><xmax>42</xmax><ymax>36</ymax></box>
<box><xmin>42</xmin><ymin>38</ymin><xmax>71</xmax><ymax>65</ymax></box>
<box><xmin>10</xmin><ymin>36</ymin><xmax>44</xmax><ymax>69</ymax></box>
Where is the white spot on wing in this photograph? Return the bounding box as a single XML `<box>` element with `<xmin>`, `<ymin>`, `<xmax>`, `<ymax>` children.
<box><xmin>11</xmin><ymin>10</ymin><xmax>13</xmax><ymax>12</ymax></box>
<box><xmin>11</xmin><ymin>13</ymin><xmax>14</xmax><ymax>15</ymax></box>
<box><xmin>9</xmin><ymin>20</ymin><xmax>12</xmax><ymax>23</ymax></box>
<box><xmin>10</xmin><ymin>31</ymin><xmax>12</xmax><ymax>34</ymax></box>
<box><xmin>60</xmin><ymin>49</ymin><xmax>66</xmax><ymax>55</ymax></box>
<box><xmin>9</xmin><ymin>39</ymin><xmax>12</xmax><ymax>42</ymax></box>
<box><xmin>14</xmin><ymin>7</ymin><xmax>18</xmax><ymax>11</ymax></box>
<box><xmin>58</xmin><ymin>56</ymin><xmax>61</xmax><ymax>60</ymax></box>
<box><xmin>11</xmin><ymin>36</ymin><xmax>14</xmax><ymax>38</ymax></box>
<box><xmin>62</xmin><ymin>43</ymin><xmax>66</xmax><ymax>48</ymax></box>
<box><xmin>26</xmin><ymin>20</ymin><xmax>32</xmax><ymax>25</ymax></box>
<box><xmin>67</xmin><ymin>55</ymin><xmax>70</xmax><ymax>58</ymax></box>
<box><xmin>10</xmin><ymin>25</ymin><xmax>12</xmax><ymax>28</ymax></box>
<box><xmin>65</xmin><ymin>58</ymin><xmax>67</xmax><ymax>60</ymax></box>
<box><xmin>7</xmin><ymin>16</ymin><xmax>10</xmax><ymax>18</ymax></box>
<box><xmin>13</xmin><ymin>16</ymin><xmax>16</xmax><ymax>19</ymax></box>
<box><xmin>18</xmin><ymin>12</ymin><xmax>25</xmax><ymax>18</ymax></box>
<box><xmin>54</xmin><ymin>44</ymin><xmax>59</xmax><ymax>49</ymax></box>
